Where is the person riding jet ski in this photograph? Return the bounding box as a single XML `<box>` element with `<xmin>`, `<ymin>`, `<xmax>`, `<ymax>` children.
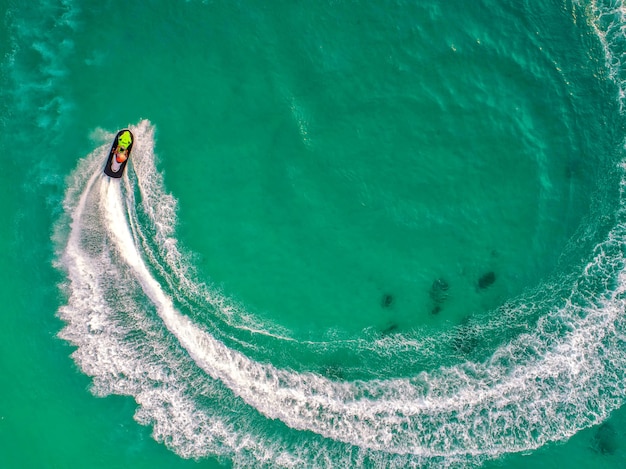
<box><xmin>104</xmin><ymin>129</ymin><xmax>133</xmax><ymax>178</ymax></box>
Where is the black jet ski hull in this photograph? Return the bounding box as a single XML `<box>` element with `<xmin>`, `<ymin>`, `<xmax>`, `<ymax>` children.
<box><xmin>104</xmin><ymin>129</ymin><xmax>134</xmax><ymax>178</ymax></box>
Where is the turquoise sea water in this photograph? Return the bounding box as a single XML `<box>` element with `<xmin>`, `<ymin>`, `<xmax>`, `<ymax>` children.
<box><xmin>3</xmin><ymin>0</ymin><xmax>626</xmax><ymax>467</ymax></box>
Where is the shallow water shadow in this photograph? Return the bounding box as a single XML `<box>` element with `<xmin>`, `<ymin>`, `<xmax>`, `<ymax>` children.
<box><xmin>429</xmin><ymin>278</ymin><xmax>449</xmax><ymax>314</ymax></box>
<box><xmin>380</xmin><ymin>322</ymin><xmax>399</xmax><ymax>336</ymax></box>
<box><xmin>591</xmin><ymin>422</ymin><xmax>619</xmax><ymax>455</ymax></box>
<box><xmin>452</xmin><ymin>317</ymin><xmax>479</xmax><ymax>355</ymax></box>
<box><xmin>381</xmin><ymin>293</ymin><xmax>394</xmax><ymax>308</ymax></box>
<box><xmin>478</xmin><ymin>271</ymin><xmax>496</xmax><ymax>289</ymax></box>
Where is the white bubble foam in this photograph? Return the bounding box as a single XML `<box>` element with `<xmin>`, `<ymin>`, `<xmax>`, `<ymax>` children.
<box><xmin>583</xmin><ymin>0</ymin><xmax>626</xmax><ymax>111</ymax></box>
<box><xmin>54</xmin><ymin>119</ymin><xmax>626</xmax><ymax>468</ymax></box>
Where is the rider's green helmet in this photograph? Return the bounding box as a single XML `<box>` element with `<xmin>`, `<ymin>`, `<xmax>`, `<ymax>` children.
<box><xmin>118</xmin><ymin>130</ymin><xmax>132</xmax><ymax>150</ymax></box>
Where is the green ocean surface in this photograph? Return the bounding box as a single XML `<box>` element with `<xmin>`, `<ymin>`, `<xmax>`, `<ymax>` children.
<box><xmin>2</xmin><ymin>0</ymin><xmax>626</xmax><ymax>467</ymax></box>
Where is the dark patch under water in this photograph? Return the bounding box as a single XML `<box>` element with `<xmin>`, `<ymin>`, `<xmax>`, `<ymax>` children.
<box><xmin>591</xmin><ymin>422</ymin><xmax>619</xmax><ymax>455</ymax></box>
<box><xmin>429</xmin><ymin>278</ymin><xmax>449</xmax><ymax>314</ymax></box>
<box><xmin>381</xmin><ymin>322</ymin><xmax>399</xmax><ymax>336</ymax></box>
<box><xmin>478</xmin><ymin>271</ymin><xmax>496</xmax><ymax>289</ymax></box>
<box><xmin>452</xmin><ymin>317</ymin><xmax>480</xmax><ymax>355</ymax></box>
<box><xmin>381</xmin><ymin>293</ymin><xmax>394</xmax><ymax>308</ymax></box>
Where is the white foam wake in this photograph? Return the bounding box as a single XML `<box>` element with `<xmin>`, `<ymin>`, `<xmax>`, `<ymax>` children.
<box><xmin>585</xmin><ymin>0</ymin><xmax>626</xmax><ymax>110</ymax></box>
<box><xmin>54</xmin><ymin>120</ymin><xmax>626</xmax><ymax>468</ymax></box>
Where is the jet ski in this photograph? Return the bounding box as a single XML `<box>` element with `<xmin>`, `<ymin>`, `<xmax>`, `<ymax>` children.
<box><xmin>104</xmin><ymin>129</ymin><xmax>133</xmax><ymax>178</ymax></box>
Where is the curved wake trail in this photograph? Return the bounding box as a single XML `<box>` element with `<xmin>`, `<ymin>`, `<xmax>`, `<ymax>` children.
<box><xmin>54</xmin><ymin>120</ymin><xmax>626</xmax><ymax>468</ymax></box>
